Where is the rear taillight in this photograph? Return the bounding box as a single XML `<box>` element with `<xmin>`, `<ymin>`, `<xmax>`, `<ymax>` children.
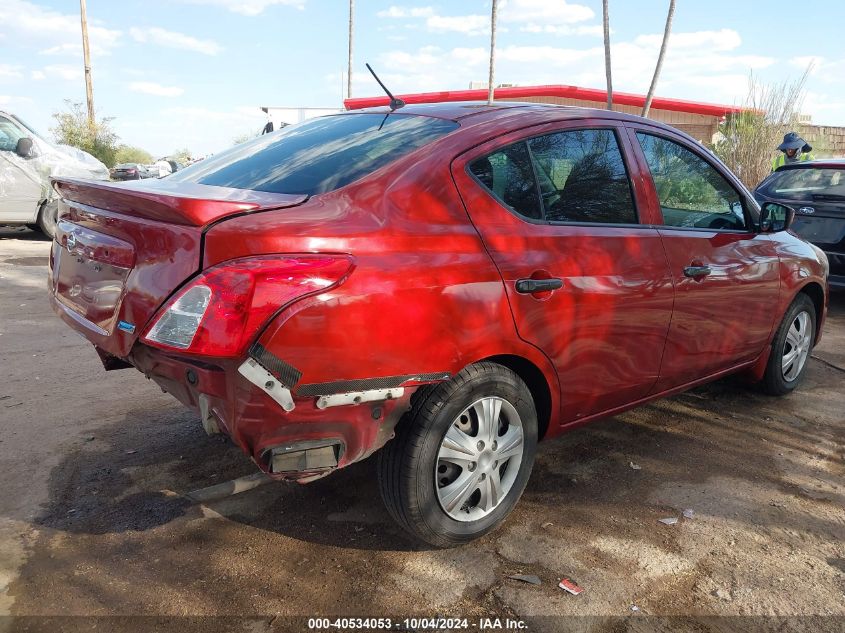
<box><xmin>141</xmin><ymin>255</ymin><xmax>353</xmax><ymax>357</ymax></box>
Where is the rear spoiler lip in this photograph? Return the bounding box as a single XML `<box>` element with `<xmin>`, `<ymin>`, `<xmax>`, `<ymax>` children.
<box><xmin>51</xmin><ymin>177</ymin><xmax>309</xmax><ymax>227</ymax></box>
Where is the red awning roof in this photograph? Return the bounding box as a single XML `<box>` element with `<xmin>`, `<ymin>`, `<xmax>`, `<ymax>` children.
<box><xmin>344</xmin><ymin>84</ymin><xmax>745</xmax><ymax>118</ymax></box>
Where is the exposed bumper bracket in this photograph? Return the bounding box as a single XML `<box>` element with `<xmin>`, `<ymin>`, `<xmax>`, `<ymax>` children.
<box><xmin>315</xmin><ymin>387</ymin><xmax>405</xmax><ymax>410</ymax></box>
<box><xmin>238</xmin><ymin>358</ymin><xmax>295</xmax><ymax>412</ymax></box>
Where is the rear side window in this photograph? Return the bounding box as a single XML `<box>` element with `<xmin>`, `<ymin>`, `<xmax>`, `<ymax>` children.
<box><xmin>527</xmin><ymin>129</ymin><xmax>637</xmax><ymax>224</ymax></box>
<box><xmin>636</xmin><ymin>133</ymin><xmax>746</xmax><ymax>231</ymax></box>
<box><xmin>469</xmin><ymin>142</ymin><xmax>542</xmax><ymax>220</ymax></box>
<box><xmin>169</xmin><ymin>114</ymin><xmax>458</xmax><ymax>195</ymax></box>
<box><xmin>468</xmin><ymin>128</ymin><xmax>637</xmax><ymax>224</ymax></box>
<box><xmin>758</xmin><ymin>167</ymin><xmax>845</xmax><ymax>201</ymax></box>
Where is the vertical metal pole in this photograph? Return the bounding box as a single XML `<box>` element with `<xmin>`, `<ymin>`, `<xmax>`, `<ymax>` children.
<box><xmin>80</xmin><ymin>0</ymin><xmax>95</xmax><ymax>127</ymax></box>
<box><xmin>487</xmin><ymin>0</ymin><xmax>498</xmax><ymax>105</ymax></box>
<box><xmin>603</xmin><ymin>0</ymin><xmax>612</xmax><ymax>110</ymax></box>
<box><xmin>347</xmin><ymin>0</ymin><xmax>354</xmax><ymax>100</ymax></box>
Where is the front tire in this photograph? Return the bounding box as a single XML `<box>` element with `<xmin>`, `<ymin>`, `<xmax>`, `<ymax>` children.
<box><xmin>761</xmin><ymin>294</ymin><xmax>816</xmax><ymax>395</ymax></box>
<box><xmin>378</xmin><ymin>362</ymin><xmax>538</xmax><ymax>548</ymax></box>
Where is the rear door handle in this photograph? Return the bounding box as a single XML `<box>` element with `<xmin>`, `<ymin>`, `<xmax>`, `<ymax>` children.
<box><xmin>683</xmin><ymin>265</ymin><xmax>712</xmax><ymax>278</ymax></box>
<box><xmin>515</xmin><ymin>278</ymin><xmax>563</xmax><ymax>294</ymax></box>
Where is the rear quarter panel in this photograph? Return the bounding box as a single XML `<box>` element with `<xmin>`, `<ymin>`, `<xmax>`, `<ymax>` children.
<box><xmin>202</xmin><ymin>135</ymin><xmax>561</xmax><ymax>443</ymax></box>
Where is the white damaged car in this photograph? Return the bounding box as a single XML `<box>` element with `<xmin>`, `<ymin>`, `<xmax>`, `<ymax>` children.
<box><xmin>0</xmin><ymin>111</ymin><xmax>109</xmax><ymax>237</ymax></box>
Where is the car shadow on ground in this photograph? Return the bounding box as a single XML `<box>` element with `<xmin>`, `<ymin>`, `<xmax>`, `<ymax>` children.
<box><xmin>0</xmin><ymin>226</ymin><xmax>50</xmax><ymax>241</ymax></box>
<box><xmin>30</xmin><ymin>355</ymin><xmax>844</xmax><ymax>553</ymax></box>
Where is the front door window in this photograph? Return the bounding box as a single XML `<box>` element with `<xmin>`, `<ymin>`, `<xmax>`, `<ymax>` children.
<box><xmin>636</xmin><ymin>132</ymin><xmax>747</xmax><ymax>231</ymax></box>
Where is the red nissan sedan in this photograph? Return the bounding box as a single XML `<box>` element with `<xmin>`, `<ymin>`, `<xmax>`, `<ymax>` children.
<box><xmin>48</xmin><ymin>103</ymin><xmax>828</xmax><ymax>547</ymax></box>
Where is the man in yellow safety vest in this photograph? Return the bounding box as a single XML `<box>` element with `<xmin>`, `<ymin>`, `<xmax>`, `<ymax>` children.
<box><xmin>772</xmin><ymin>132</ymin><xmax>814</xmax><ymax>171</ymax></box>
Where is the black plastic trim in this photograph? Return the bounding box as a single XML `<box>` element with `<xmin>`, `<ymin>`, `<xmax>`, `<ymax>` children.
<box><xmin>249</xmin><ymin>343</ymin><xmax>303</xmax><ymax>388</ymax></box>
<box><xmin>295</xmin><ymin>372</ymin><xmax>451</xmax><ymax>397</ymax></box>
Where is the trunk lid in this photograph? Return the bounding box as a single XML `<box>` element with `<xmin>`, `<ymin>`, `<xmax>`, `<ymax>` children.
<box><xmin>49</xmin><ymin>178</ymin><xmax>308</xmax><ymax>358</ymax></box>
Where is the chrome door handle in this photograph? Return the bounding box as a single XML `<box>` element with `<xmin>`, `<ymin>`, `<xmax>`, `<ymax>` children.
<box><xmin>683</xmin><ymin>265</ymin><xmax>711</xmax><ymax>278</ymax></box>
<box><xmin>515</xmin><ymin>278</ymin><xmax>563</xmax><ymax>294</ymax></box>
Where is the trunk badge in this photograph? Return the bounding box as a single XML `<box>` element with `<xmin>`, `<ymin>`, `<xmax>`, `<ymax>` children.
<box><xmin>117</xmin><ymin>321</ymin><xmax>136</xmax><ymax>333</ymax></box>
<box><xmin>66</xmin><ymin>233</ymin><xmax>77</xmax><ymax>250</ymax></box>
<box><xmin>798</xmin><ymin>207</ymin><xmax>815</xmax><ymax>215</ymax></box>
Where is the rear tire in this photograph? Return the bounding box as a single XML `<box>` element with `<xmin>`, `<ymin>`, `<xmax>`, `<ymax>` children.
<box><xmin>377</xmin><ymin>362</ymin><xmax>537</xmax><ymax>548</ymax></box>
<box><xmin>36</xmin><ymin>199</ymin><xmax>58</xmax><ymax>239</ymax></box>
<box><xmin>761</xmin><ymin>294</ymin><xmax>816</xmax><ymax>396</ymax></box>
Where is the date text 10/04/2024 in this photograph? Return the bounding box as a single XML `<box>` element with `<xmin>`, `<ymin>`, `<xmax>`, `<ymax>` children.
<box><xmin>307</xmin><ymin>617</ymin><xmax>528</xmax><ymax>630</ymax></box>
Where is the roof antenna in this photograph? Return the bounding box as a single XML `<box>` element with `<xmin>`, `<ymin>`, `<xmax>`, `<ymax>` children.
<box><xmin>366</xmin><ymin>63</ymin><xmax>405</xmax><ymax>111</ymax></box>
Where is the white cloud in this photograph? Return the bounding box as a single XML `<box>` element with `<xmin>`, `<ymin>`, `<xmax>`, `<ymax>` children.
<box><xmin>0</xmin><ymin>0</ymin><xmax>120</xmax><ymax>56</ymax></box>
<box><xmin>500</xmin><ymin>0</ymin><xmax>594</xmax><ymax>24</ymax></box>
<box><xmin>129</xmin><ymin>27</ymin><xmax>222</xmax><ymax>55</ymax></box>
<box><xmin>427</xmin><ymin>14</ymin><xmax>489</xmax><ymax>36</ymax></box>
<box><xmin>129</xmin><ymin>82</ymin><xmax>185</xmax><ymax>97</ymax></box>
<box><xmin>790</xmin><ymin>56</ymin><xmax>823</xmax><ymax>73</ymax></box>
<box><xmin>177</xmin><ymin>0</ymin><xmax>304</xmax><ymax>16</ymax></box>
<box><xmin>39</xmin><ymin>43</ymin><xmax>82</xmax><ymax>56</ymax></box>
<box><xmin>31</xmin><ymin>70</ymin><xmax>45</xmax><ymax>81</ymax></box>
<box><xmin>377</xmin><ymin>6</ymin><xmax>434</xmax><ymax>18</ymax></box>
<box><xmin>375</xmin><ymin>1</ymin><xmax>597</xmax><ymax>38</ymax></box>
<box><xmin>0</xmin><ymin>64</ymin><xmax>23</xmax><ymax>79</ymax></box>
<box><xmin>114</xmin><ymin>105</ymin><xmax>267</xmax><ymax>156</ymax></box>
<box><xmin>42</xmin><ymin>64</ymin><xmax>83</xmax><ymax>81</ymax></box>
<box><xmin>790</xmin><ymin>55</ymin><xmax>844</xmax><ymax>84</ymax></box>
<box><xmin>349</xmin><ymin>25</ymin><xmax>778</xmax><ymax>110</ymax></box>
<box><xmin>520</xmin><ymin>24</ymin><xmax>604</xmax><ymax>37</ymax></box>
<box><xmin>634</xmin><ymin>28</ymin><xmax>741</xmax><ymax>52</ymax></box>
<box><xmin>0</xmin><ymin>94</ymin><xmax>33</xmax><ymax>107</ymax></box>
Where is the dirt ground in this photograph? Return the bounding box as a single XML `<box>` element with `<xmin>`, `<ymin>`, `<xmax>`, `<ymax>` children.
<box><xmin>0</xmin><ymin>225</ymin><xmax>843</xmax><ymax>633</ymax></box>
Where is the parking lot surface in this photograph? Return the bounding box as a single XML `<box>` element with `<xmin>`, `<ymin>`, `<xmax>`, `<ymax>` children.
<box><xmin>1</xmin><ymin>226</ymin><xmax>843</xmax><ymax>632</ymax></box>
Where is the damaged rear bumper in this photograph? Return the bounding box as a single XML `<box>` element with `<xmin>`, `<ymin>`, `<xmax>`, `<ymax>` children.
<box><xmin>123</xmin><ymin>343</ymin><xmax>430</xmax><ymax>482</ymax></box>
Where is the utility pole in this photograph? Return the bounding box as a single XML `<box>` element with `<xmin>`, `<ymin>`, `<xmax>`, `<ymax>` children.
<box><xmin>79</xmin><ymin>0</ymin><xmax>95</xmax><ymax>127</ymax></box>
<box><xmin>347</xmin><ymin>0</ymin><xmax>354</xmax><ymax>100</ymax></box>
<box><xmin>602</xmin><ymin>0</ymin><xmax>612</xmax><ymax>110</ymax></box>
<box><xmin>487</xmin><ymin>0</ymin><xmax>498</xmax><ymax>105</ymax></box>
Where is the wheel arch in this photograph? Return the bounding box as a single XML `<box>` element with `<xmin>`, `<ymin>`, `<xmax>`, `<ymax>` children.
<box><xmin>797</xmin><ymin>281</ymin><xmax>825</xmax><ymax>343</ymax></box>
<box><xmin>481</xmin><ymin>354</ymin><xmax>553</xmax><ymax>441</ymax></box>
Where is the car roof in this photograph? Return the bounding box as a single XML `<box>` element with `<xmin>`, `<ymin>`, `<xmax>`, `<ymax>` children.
<box><xmin>777</xmin><ymin>158</ymin><xmax>845</xmax><ymax>170</ymax></box>
<box><xmin>341</xmin><ymin>100</ymin><xmax>665</xmax><ymax>126</ymax></box>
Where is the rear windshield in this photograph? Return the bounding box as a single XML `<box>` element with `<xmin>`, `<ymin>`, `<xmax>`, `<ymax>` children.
<box><xmin>168</xmin><ymin>113</ymin><xmax>459</xmax><ymax>196</ymax></box>
<box><xmin>759</xmin><ymin>167</ymin><xmax>845</xmax><ymax>201</ymax></box>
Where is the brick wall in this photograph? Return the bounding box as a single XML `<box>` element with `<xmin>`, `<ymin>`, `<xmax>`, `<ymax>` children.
<box><xmin>798</xmin><ymin>124</ymin><xmax>845</xmax><ymax>157</ymax></box>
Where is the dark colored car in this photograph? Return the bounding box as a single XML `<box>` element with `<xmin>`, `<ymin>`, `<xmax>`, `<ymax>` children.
<box><xmin>49</xmin><ymin>103</ymin><xmax>828</xmax><ymax>546</ymax></box>
<box><xmin>755</xmin><ymin>160</ymin><xmax>845</xmax><ymax>288</ymax></box>
<box><xmin>110</xmin><ymin>163</ymin><xmax>150</xmax><ymax>180</ymax></box>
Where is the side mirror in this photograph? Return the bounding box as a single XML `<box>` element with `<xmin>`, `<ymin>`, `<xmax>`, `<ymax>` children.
<box><xmin>15</xmin><ymin>137</ymin><xmax>34</xmax><ymax>158</ymax></box>
<box><xmin>759</xmin><ymin>201</ymin><xmax>795</xmax><ymax>233</ymax></box>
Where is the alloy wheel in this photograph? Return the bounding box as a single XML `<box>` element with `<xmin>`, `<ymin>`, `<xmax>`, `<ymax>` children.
<box><xmin>782</xmin><ymin>310</ymin><xmax>812</xmax><ymax>382</ymax></box>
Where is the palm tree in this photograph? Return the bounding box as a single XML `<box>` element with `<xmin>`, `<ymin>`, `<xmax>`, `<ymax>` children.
<box><xmin>487</xmin><ymin>0</ymin><xmax>498</xmax><ymax>105</ymax></box>
<box><xmin>347</xmin><ymin>0</ymin><xmax>354</xmax><ymax>100</ymax></box>
<box><xmin>642</xmin><ymin>0</ymin><xmax>676</xmax><ymax>117</ymax></box>
<box><xmin>602</xmin><ymin>0</ymin><xmax>612</xmax><ymax>110</ymax></box>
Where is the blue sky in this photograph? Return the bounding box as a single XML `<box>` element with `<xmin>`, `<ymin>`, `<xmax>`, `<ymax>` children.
<box><xmin>1</xmin><ymin>0</ymin><xmax>843</xmax><ymax>157</ymax></box>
